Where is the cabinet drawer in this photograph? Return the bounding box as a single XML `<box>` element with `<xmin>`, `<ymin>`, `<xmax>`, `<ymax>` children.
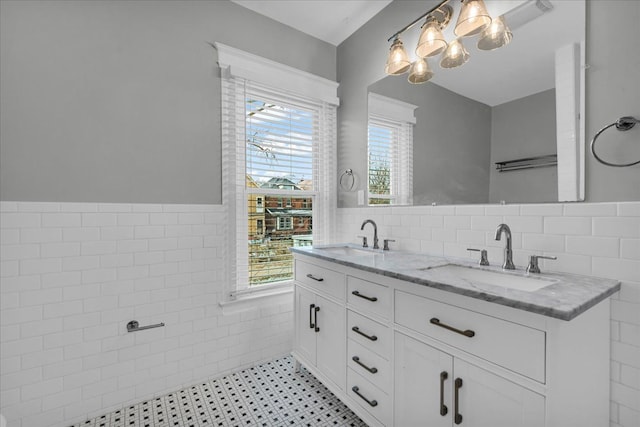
<box><xmin>347</xmin><ymin>368</ymin><xmax>391</xmax><ymax>427</ymax></box>
<box><xmin>348</xmin><ymin>339</ymin><xmax>391</xmax><ymax>392</ymax></box>
<box><xmin>347</xmin><ymin>310</ymin><xmax>391</xmax><ymax>360</ymax></box>
<box><xmin>295</xmin><ymin>260</ymin><xmax>345</xmax><ymax>301</ymax></box>
<box><xmin>347</xmin><ymin>276</ymin><xmax>390</xmax><ymax>319</ymax></box>
<box><xmin>395</xmin><ymin>291</ymin><xmax>545</xmax><ymax>383</ymax></box>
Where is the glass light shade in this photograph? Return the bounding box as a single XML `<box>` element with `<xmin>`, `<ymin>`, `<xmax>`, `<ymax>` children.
<box><xmin>416</xmin><ymin>18</ymin><xmax>448</xmax><ymax>58</ymax></box>
<box><xmin>477</xmin><ymin>15</ymin><xmax>513</xmax><ymax>51</ymax></box>
<box><xmin>454</xmin><ymin>0</ymin><xmax>492</xmax><ymax>37</ymax></box>
<box><xmin>440</xmin><ymin>39</ymin><xmax>470</xmax><ymax>68</ymax></box>
<box><xmin>385</xmin><ymin>38</ymin><xmax>411</xmax><ymax>75</ymax></box>
<box><xmin>408</xmin><ymin>58</ymin><xmax>434</xmax><ymax>84</ymax></box>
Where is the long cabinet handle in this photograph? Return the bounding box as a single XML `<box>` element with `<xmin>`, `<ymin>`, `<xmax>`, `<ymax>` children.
<box><xmin>351</xmin><ymin>290</ymin><xmax>378</xmax><ymax>302</ymax></box>
<box><xmin>454</xmin><ymin>378</ymin><xmax>463</xmax><ymax>425</ymax></box>
<box><xmin>352</xmin><ymin>386</ymin><xmax>378</xmax><ymax>407</ymax></box>
<box><xmin>309</xmin><ymin>304</ymin><xmax>315</xmax><ymax>329</ymax></box>
<box><xmin>351</xmin><ymin>326</ymin><xmax>378</xmax><ymax>341</ymax></box>
<box><xmin>430</xmin><ymin>318</ymin><xmax>475</xmax><ymax>338</ymax></box>
<box><xmin>306</xmin><ymin>273</ymin><xmax>324</xmax><ymax>282</ymax></box>
<box><xmin>440</xmin><ymin>371</ymin><xmax>448</xmax><ymax>416</ymax></box>
<box><xmin>352</xmin><ymin>356</ymin><xmax>378</xmax><ymax>374</ymax></box>
<box><xmin>314</xmin><ymin>306</ymin><xmax>320</xmax><ymax>332</ymax></box>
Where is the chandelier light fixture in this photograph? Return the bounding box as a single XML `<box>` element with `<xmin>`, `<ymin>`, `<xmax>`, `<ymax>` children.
<box><xmin>385</xmin><ymin>0</ymin><xmax>514</xmax><ymax>84</ymax></box>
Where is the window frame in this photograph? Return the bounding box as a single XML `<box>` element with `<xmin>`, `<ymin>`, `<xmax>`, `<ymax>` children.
<box><xmin>217</xmin><ymin>43</ymin><xmax>338</xmax><ymax>299</ymax></box>
<box><xmin>277</xmin><ymin>216</ymin><xmax>293</xmax><ymax>230</ymax></box>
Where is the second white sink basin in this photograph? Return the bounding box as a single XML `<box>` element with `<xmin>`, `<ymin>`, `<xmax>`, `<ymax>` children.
<box><xmin>426</xmin><ymin>264</ymin><xmax>557</xmax><ymax>292</ymax></box>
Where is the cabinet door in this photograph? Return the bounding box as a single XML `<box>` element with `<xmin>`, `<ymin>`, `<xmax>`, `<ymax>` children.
<box><xmin>315</xmin><ymin>295</ymin><xmax>346</xmax><ymax>390</ymax></box>
<box><xmin>394</xmin><ymin>332</ymin><xmax>453</xmax><ymax>427</ymax></box>
<box><xmin>454</xmin><ymin>359</ymin><xmax>545</xmax><ymax>427</ymax></box>
<box><xmin>295</xmin><ymin>286</ymin><xmax>317</xmax><ymax>365</ymax></box>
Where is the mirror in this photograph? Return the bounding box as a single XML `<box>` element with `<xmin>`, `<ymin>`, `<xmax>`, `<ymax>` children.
<box><xmin>367</xmin><ymin>0</ymin><xmax>585</xmax><ymax>205</ymax></box>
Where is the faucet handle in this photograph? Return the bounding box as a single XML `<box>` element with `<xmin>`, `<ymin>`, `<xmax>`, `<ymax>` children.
<box><xmin>467</xmin><ymin>248</ymin><xmax>489</xmax><ymax>266</ymax></box>
<box><xmin>383</xmin><ymin>239</ymin><xmax>396</xmax><ymax>251</ymax></box>
<box><xmin>526</xmin><ymin>255</ymin><xmax>557</xmax><ymax>273</ymax></box>
<box><xmin>357</xmin><ymin>235</ymin><xmax>368</xmax><ymax>248</ymax></box>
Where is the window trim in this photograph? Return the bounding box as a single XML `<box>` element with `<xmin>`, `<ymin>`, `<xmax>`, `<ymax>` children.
<box><xmin>218</xmin><ymin>44</ymin><xmax>338</xmax><ymax>300</ymax></box>
<box><xmin>277</xmin><ymin>216</ymin><xmax>293</xmax><ymax>230</ymax></box>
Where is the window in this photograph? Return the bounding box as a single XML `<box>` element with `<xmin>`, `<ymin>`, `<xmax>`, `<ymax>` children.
<box><xmin>218</xmin><ymin>43</ymin><xmax>337</xmax><ymax>295</ymax></box>
<box><xmin>244</xmin><ymin>93</ymin><xmax>318</xmax><ymax>285</ymax></box>
<box><xmin>367</xmin><ymin>93</ymin><xmax>415</xmax><ymax>206</ymax></box>
<box><xmin>368</xmin><ymin>120</ymin><xmax>393</xmax><ymax>204</ymax></box>
<box><xmin>277</xmin><ymin>217</ymin><xmax>293</xmax><ymax>230</ymax></box>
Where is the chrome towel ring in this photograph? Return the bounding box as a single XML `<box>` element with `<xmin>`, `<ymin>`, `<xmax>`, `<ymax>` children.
<box><xmin>339</xmin><ymin>169</ymin><xmax>355</xmax><ymax>191</ymax></box>
<box><xmin>590</xmin><ymin>116</ymin><xmax>640</xmax><ymax>167</ymax></box>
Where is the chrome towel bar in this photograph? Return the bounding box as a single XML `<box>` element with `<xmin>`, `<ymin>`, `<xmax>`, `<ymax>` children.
<box><xmin>590</xmin><ymin>116</ymin><xmax>639</xmax><ymax>167</ymax></box>
<box><xmin>495</xmin><ymin>154</ymin><xmax>557</xmax><ymax>172</ymax></box>
<box><xmin>126</xmin><ymin>320</ymin><xmax>165</xmax><ymax>332</ymax></box>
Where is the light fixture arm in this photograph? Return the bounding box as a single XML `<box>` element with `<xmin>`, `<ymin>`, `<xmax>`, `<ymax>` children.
<box><xmin>387</xmin><ymin>0</ymin><xmax>450</xmax><ymax>42</ymax></box>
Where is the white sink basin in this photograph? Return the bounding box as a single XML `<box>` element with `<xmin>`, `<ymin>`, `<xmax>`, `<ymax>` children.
<box><xmin>315</xmin><ymin>246</ymin><xmax>379</xmax><ymax>257</ymax></box>
<box><xmin>426</xmin><ymin>264</ymin><xmax>557</xmax><ymax>292</ymax></box>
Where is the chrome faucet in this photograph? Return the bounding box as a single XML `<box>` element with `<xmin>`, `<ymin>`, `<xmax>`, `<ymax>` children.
<box><xmin>360</xmin><ymin>219</ymin><xmax>379</xmax><ymax>250</ymax></box>
<box><xmin>494</xmin><ymin>224</ymin><xmax>515</xmax><ymax>270</ymax></box>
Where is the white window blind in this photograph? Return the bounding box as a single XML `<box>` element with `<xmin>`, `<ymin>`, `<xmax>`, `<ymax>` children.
<box><xmin>221</xmin><ymin>69</ymin><xmax>336</xmax><ymax>295</ymax></box>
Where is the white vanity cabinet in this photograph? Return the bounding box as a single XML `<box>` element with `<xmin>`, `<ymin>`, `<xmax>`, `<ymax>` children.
<box><xmin>345</xmin><ymin>276</ymin><xmax>393</xmax><ymax>426</ymax></box>
<box><xmin>293</xmin><ymin>259</ymin><xmax>346</xmax><ymax>391</ymax></box>
<box><xmin>292</xmin><ymin>252</ymin><xmax>612</xmax><ymax>427</ymax></box>
<box><xmin>394</xmin><ymin>331</ymin><xmax>544</xmax><ymax>427</ymax></box>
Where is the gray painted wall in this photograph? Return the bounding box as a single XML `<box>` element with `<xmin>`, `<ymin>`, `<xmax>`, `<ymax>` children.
<box><xmin>489</xmin><ymin>89</ymin><xmax>558</xmax><ymax>204</ymax></box>
<box><xmin>585</xmin><ymin>1</ymin><xmax>640</xmax><ymax>201</ymax></box>
<box><xmin>369</xmin><ymin>76</ymin><xmax>491</xmax><ymax>205</ymax></box>
<box><xmin>0</xmin><ymin>0</ymin><xmax>336</xmax><ymax>203</ymax></box>
<box><xmin>337</xmin><ymin>0</ymin><xmax>640</xmax><ymax>207</ymax></box>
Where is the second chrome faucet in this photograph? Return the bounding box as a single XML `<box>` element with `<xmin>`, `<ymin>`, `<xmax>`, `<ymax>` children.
<box><xmin>495</xmin><ymin>223</ymin><xmax>515</xmax><ymax>270</ymax></box>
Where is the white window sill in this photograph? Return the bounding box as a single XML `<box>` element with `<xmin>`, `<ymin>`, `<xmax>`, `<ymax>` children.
<box><xmin>219</xmin><ymin>283</ymin><xmax>294</xmax><ymax>315</ymax></box>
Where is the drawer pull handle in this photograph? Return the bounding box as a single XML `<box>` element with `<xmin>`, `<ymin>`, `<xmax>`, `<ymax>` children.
<box><xmin>351</xmin><ymin>290</ymin><xmax>378</xmax><ymax>302</ymax></box>
<box><xmin>454</xmin><ymin>378</ymin><xmax>463</xmax><ymax>424</ymax></box>
<box><xmin>351</xmin><ymin>326</ymin><xmax>378</xmax><ymax>341</ymax></box>
<box><xmin>306</xmin><ymin>273</ymin><xmax>324</xmax><ymax>282</ymax></box>
<box><xmin>314</xmin><ymin>306</ymin><xmax>320</xmax><ymax>332</ymax></box>
<box><xmin>309</xmin><ymin>304</ymin><xmax>315</xmax><ymax>329</ymax></box>
<box><xmin>440</xmin><ymin>371</ymin><xmax>448</xmax><ymax>416</ymax></box>
<box><xmin>430</xmin><ymin>318</ymin><xmax>475</xmax><ymax>338</ymax></box>
<box><xmin>352</xmin><ymin>356</ymin><xmax>378</xmax><ymax>374</ymax></box>
<box><xmin>352</xmin><ymin>386</ymin><xmax>378</xmax><ymax>407</ymax></box>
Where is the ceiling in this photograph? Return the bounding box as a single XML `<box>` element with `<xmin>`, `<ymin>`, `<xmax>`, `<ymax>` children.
<box><xmin>230</xmin><ymin>0</ymin><xmax>393</xmax><ymax>46</ymax></box>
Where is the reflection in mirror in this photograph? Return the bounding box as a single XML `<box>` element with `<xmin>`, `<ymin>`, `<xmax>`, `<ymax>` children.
<box><xmin>367</xmin><ymin>0</ymin><xmax>585</xmax><ymax>205</ymax></box>
<box><xmin>367</xmin><ymin>93</ymin><xmax>416</xmax><ymax>205</ymax></box>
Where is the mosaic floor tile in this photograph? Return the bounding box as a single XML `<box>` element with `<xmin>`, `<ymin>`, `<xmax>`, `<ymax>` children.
<box><xmin>70</xmin><ymin>355</ymin><xmax>367</xmax><ymax>427</ymax></box>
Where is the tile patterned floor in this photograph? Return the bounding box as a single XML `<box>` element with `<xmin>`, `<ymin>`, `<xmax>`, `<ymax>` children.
<box><xmin>71</xmin><ymin>355</ymin><xmax>367</xmax><ymax>427</ymax></box>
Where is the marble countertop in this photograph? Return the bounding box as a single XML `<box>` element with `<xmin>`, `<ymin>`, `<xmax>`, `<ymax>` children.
<box><xmin>291</xmin><ymin>244</ymin><xmax>621</xmax><ymax>321</ymax></box>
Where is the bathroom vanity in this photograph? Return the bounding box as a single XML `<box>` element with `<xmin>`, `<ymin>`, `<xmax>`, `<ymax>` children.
<box><xmin>290</xmin><ymin>245</ymin><xmax>620</xmax><ymax>427</ymax></box>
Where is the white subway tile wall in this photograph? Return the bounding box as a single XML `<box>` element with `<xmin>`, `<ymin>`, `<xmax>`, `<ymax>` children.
<box><xmin>2</xmin><ymin>201</ymin><xmax>639</xmax><ymax>427</ymax></box>
<box><xmin>336</xmin><ymin>202</ymin><xmax>640</xmax><ymax>427</ymax></box>
<box><xmin>0</xmin><ymin>202</ymin><xmax>293</xmax><ymax>427</ymax></box>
